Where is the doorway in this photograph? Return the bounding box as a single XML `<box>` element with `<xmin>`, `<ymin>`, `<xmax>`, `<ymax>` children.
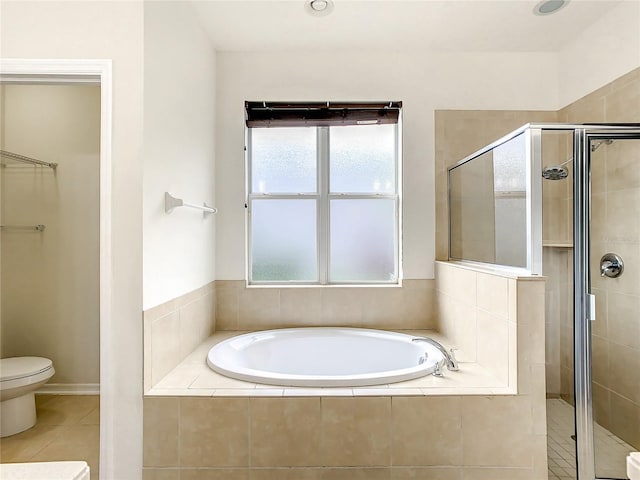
<box><xmin>0</xmin><ymin>59</ymin><xmax>112</xmax><ymax>479</ymax></box>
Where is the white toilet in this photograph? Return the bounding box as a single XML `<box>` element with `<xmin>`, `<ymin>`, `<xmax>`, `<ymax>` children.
<box><xmin>0</xmin><ymin>356</ymin><xmax>55</xmax><ymax>437</ymax></box>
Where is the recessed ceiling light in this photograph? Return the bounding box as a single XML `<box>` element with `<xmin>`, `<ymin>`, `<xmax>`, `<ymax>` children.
<box><xmin>305</xmin><ymin>0</ymin><xmax>334</xmax><ymax>17</ymax></box>
<box><xmin>533</xmin><ymin>0</ymin><xmax>569</xmax><ymax>16</ymax></box>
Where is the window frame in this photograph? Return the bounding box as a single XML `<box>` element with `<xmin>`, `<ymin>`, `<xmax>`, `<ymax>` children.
<box><xmin>245</xmin><ymin>120</ymin><xmax>402</xmax><ymax>286</ymax></box>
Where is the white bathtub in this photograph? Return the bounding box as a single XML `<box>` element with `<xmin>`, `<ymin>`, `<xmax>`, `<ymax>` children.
<box><xmin>206</xmin><ymin>327</ymin><xmax>445</xmax><ymax>387</ymax></box>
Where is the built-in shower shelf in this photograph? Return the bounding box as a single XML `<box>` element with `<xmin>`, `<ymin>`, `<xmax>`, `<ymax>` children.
<box><xmin>543</xmin><ymin>242</ymin><xmax>573</xmax><ymax>248</ymax></box>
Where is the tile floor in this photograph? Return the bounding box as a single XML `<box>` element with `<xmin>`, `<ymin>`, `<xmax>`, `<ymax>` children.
<box><xmin>547</xmin><ymin>398</ymin><xmax>634</xmax><ymax>480</ymax></box>
<box><xmin>0</xmin><ymin>395</ymin><xmax>99</xmax><ymax>480</ymax></box>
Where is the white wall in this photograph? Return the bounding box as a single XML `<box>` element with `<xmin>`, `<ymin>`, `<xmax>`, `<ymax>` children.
<box><xmin>0</xmin><ymin>2</ymin><xmax>144</xmax><ymax>479</ymax></box>
<box><xmin>215</xmin><ymin>51</ymin><xmax>559</xmax><ymax>280</ymax></box>
<box><xmin>143</xmin><ymin>2</ymin><xmax>217</xmax><ymax>310</ymax></box>
<box><xmin>1</xmin><ymin>84</ymin><xmax>100</xmax><ymax>387</ymax></box>
<box><xmin>558</xmin><ymin>0</ymin><xmax>640</xmax><ymax>108</ymax></box>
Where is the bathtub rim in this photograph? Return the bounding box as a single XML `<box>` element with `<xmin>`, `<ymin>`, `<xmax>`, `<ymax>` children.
<box><xmin>206</xmin><ymin>326</ymin><xmax>444</xmax><ymax>387</ymax></box>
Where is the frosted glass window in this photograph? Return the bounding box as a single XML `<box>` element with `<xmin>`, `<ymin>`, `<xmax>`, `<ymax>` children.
<box><xmin>251</xmin><ymin>200</ymin><xmax>317</xmax><ymax>282</ymax></box>
<box><xmin>251</xmin><ymin>127</ymin><xmax>317</xmax><ymax>193</ymax></box>
<box><xmin>330</xmin><ymin>125</ymin><xmax>396</xmax><ymax>193</ymax></box>
<box><xmin>330</xmin><ymin>199</ymin><xmax>396</xmax><ymax>282</ymax></box>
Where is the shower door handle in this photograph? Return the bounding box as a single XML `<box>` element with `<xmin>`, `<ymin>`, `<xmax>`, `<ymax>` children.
<box><xmin>600</xmin><ymin>253</ymin><xmax>624</xmax><ymax>278</ymax></box>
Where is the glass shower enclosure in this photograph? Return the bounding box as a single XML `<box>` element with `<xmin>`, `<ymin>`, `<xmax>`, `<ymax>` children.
<box><xmin>448</xmin><ymin>123</ymin><xmax>640</xmax><ymax>480</ymax></box>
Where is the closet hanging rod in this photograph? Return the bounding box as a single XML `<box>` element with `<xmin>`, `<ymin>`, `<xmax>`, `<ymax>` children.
<box><xmin>0</xmin><ymin>224</ymin><xmax>46</xmax><ymax>232</ymax></box>
<box><xmin>165</xmin><ymin>192</ymin><xmax>217</xmax><ymax>215</ymax></box>
<box><xmin>0</xmin><ymin>150</ymin><xmax>58</xmax><ymax>169</ymax></box>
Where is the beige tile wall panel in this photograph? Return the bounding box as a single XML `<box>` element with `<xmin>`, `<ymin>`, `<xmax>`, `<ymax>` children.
<box><xmin>391</xmin><ymin>397</ymin><xmax>462</xmax><ymax>466</ymax></box>
<box><xmin>179</xmin><ymin>398</ymin><xmax>250</xmax><ymax>467</ymax></box>
<box><xmin>143</xmin><ymin>281</ymin><xmax>216</xmax><ymax>391</ymax></box>
<box><xmin>250</xmin><ymin>398</ymin><xmax>322</xmax><ymax>467</ymax></box>
<box><xmin>142</xmin><ymin>397</ymin><xmax>179</xmax><ymax>467</ymax></box>
<box><xmin>321</xmin><ymin>397</ymin><xmax>392</xmax><ymax>467</ymax></box>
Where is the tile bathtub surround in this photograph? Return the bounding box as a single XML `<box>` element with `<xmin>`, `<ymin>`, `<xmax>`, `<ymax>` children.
<box><xmin>147</xmin><ymin>329</ymin><xmax>509</xmax><ymax>397</ymax></box>
<box><xmin>215</xmin><ymin>279</ymin><xmax>437</xmax><ymax>331</ymax></box>
<box><xmin>144</xmin><ymin>281</ymin><xmax>216</xmax><ymax>392</ymax></box>
<box><xmin>143</xmin><ymin>395</ymin><xmax>547</xmax><ymax>479</ymax></box>
<box><xmin>143</xmin><ymin>261</ymin><xmax>548</xmax><ymax>479</ymax></box>
<box><xmin>435</xmin><ymin>261</ymin><xmax>545</xmax><ymax>390</ymax></box>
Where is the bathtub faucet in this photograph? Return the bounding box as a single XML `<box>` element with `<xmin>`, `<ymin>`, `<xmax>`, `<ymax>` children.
<box><xmin>412</xmin><ymin>337</ymin><xmax>459</xmax><ymax>374</ymax></box>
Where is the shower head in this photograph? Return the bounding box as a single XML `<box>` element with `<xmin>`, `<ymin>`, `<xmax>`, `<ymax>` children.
<box><xmin>542</xmin><ymin>140</ymin><xmax>613</xmax><ymax>180</ymax></box>
<box><xmin>542</xmin><ymin>157</ymin><xmax>572</xmax><ymax>180</ymax></box>
<box><xmin>542</xmin><ymin>165</ymin><xmax>569</xmax><ymax>180</ymax></box>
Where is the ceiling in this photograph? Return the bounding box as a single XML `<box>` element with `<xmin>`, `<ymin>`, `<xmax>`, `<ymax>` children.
<box><xmin>190</xmin><ymin>0</ymin><xmax>622</xmax><ymax>53</ymax></box>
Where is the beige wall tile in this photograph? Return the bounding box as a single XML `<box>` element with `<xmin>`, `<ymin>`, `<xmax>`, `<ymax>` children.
<box><xmin>321</xmin><ymin>288</ymin><xmax>363</xmax><ymax>325</ymax></box>
<box><xmin>151</xmin><ymin>311</ymin><xmax>181</xmax><ymax>387</ymax></box>
<box><xmin>610</xmin><ymin>392</ymin><xmax>640</xmax><ymax>449</ymax></box>
<box><xmin>453</xmin><ymin>302</ymin><xmax>478</xmax><ymax>363</ymax></box>
<box><xmin>608</xmin><ymin>343</ymin><xmax>640</xmax><ymax>404</ymax></box>
<box><xmin>508</xmin><ymin>279</ymin><xmax>517</xmax><ymax>322</ymax></box>
<box><xmin>562</xmin><ymin>94</ymin><xmax>606</xmax><ymax>124</ymax></box>
<box><xmin>361</xmin><ymin>287</ymin><xmax>405</xmax><ymax>328</ymax></box>
<box><xmin>180</xmin><ymin>398</ymin><xmax>249</xmax><ymax>467</ymax></box>
<box><xmin>607</xmin><ymin>291</ymin><xmax>640</xmax><ymax>349</ymax></box>
<box><xmin>606</xmin><ymin>140</ymin><xmax>640</xmax><ymax>191</ymax></box>
<box><xmin>402</xmin><ymin>280</ymin><xmax>437</xmax><ymax>330</ymax></box>
<box><xmin>475</xmin><ymin>311</ymin><xmax>508</xmax><ymax>383</ymax></box>
<box><xmin>238</xmin><ymin>288</ymin><xmax>281</xmax><ymax>329</ymax></box>
<box><xmin>531</xmin><ymin>434</ymin><xmax>548</xmax><ymax>480</ymax></box>
<box><xmin>508</xmin><ymin>322</ymin><xmax>518</xmax><ymax>390</ymax></box>
<box><xmin>391</xmin><ymin>397</ymin><xmax>462</xmax><ymax>466</ymax></box>
<box><xmin>591</xmin><ymin>336</ymin><xmax>610</xmax><ymax>389</ymax></box>
<box><xmin>606</xmin><ymin>187</ymin><xmax>640</xmax><ymax>243</ymax></box>
<box><xmin>280</xmin><ymin>288</ymin><xmax>322</xmax><ymax>326</ymax></box>
<box><xmin>530</xmin><ymin>366</ymin><xmax>548</xmax><ymax>436</ymax></box>
<box><xmin>181</xmin><ymin>469</ymin><xmax>250</xmax><ymax>480</ymax></box>
<box><xmin>321</xmin><ymin>397</ymin><xmax>391</xmax><ymax>467</ymax></box>
<box><xmin>592</xmin><ymin>382</ymin><xmax>611</xmax><ymax>430</ymax></box>
<box><xmin>180</xmin><ymin>292</ymin><xmax>216</xmax><ymax>358</ymax></box>
<box><xmin>461</xmin><ymin>468</ymin><xmax>535</xmax><ymax>480</ymax></box>
<box><xmin>215</xmin><ymin>280</ymin><xmax>241</xmax><ymax>330</ymax></box>
<box><xmin>143</xmin><ymin>397</ymin><xmax>179</xmax><ymax>467</ymax></box>
<box><xmin>476</xmin><ymin>273</ymin><xmax>509</xmax><ymax>319</ymax></box>
<box><xmin>391</xmin><ymin>467</ymin><xmax>462</xmax><ymax>480</ymax></box>
<box><xmin>605</xmin><ymin>77</ymin><xmax>640</xmax><ymax>123</ymax></box>
<box><xmin>320</xmin><ymin>468</ymin><xmax>390</xmax><ymax>480</ymax></box>
<box><xmin>436</xmin><ymin>262</ymin><xmax>455</xmax><ymax>297</ymax></box>
<box><xmin>144</xmin><ymin>298</ymin><xmax>178</xmax><ymax>325</ymax></box>
<box><xmin>461</xmin><ymin>396</ymin><xmax>533</xmax><ymax>467</ymax></box>
<box><xmin>250</xmin><ymin>398</ymin><xmax>322</xmax><ymax>467</ymax></box>
<box><xmin>250</xmin><ymin>468</ymin><xmax>319</xmax><ymax>480</ymax></box>
<box><xmin>142</xmin><ymin>469</ymin><xmax>180</xmax><ymax>480</ymax></box>
<box><xmin>451</xmin><ymin>267</ymin><xmax>476</xmax><ymax>306</ymax></box>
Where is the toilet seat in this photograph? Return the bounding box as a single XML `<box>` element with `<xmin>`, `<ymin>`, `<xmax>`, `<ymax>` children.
<box><xmin>0</xmin><ymin>357</ymin><xmax>54</xmax><ymax>391</ymax></box>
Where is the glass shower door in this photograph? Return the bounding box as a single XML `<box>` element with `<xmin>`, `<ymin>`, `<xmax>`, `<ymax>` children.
<box><xmin>586</xmin><ymin>133</ymin><xmax>640</xmax><ymax>480</ymax></box>
<box><xmin>590</xmin><ymin>135</ymin><xmax>640</xmax><ymax>479</ymax></box>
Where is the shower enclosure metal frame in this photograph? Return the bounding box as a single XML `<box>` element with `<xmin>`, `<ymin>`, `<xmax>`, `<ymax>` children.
<box><xmin>447</xmin><ymin>122</ymin><xmax>640</xmax><ymax>480</ymax></box>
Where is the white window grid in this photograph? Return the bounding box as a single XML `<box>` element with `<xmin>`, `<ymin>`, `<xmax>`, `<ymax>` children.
<box><xmin>245</xmin><ymin>124</ymin><xmax>402</xmax><ymax>286</ymax></box>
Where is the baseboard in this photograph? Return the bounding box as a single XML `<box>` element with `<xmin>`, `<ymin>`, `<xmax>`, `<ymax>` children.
<box><xmin>36</xmin><ymin>383</ymin><xmax>100</xmax><ymax>395</ymax></box>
